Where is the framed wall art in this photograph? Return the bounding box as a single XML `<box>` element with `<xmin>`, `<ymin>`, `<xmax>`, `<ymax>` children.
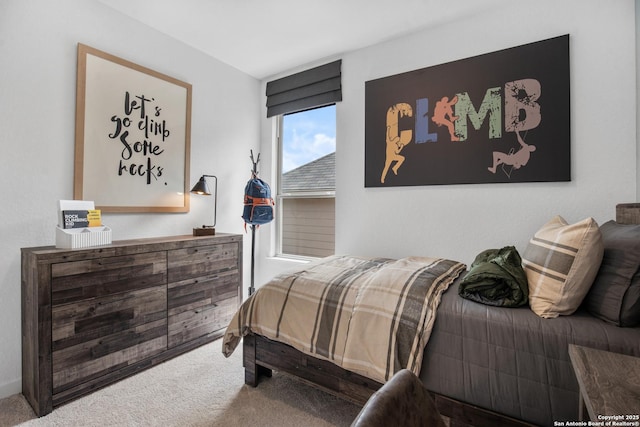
<box><xmin>74</xmin><ymin>43</ymin><xmax>192</xmax><ymax>212</ymax></box>
<box><xmin>365</xmin><ymin>35</ymin><xmax>570</xmax><ymax>187</ymax></box>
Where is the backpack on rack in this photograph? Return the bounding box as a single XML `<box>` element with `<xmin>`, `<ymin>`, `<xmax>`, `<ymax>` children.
<box><xmin>242</xmin><ymin>177</ymin><xmax>274</xmax><ymax>227</ymax></box>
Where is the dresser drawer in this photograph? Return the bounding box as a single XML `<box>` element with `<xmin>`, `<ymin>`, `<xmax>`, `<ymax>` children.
<box><xmin>51</xmin><ymin>251</ymin><xmax>167</xmax><ymax>305</ymax></box>
<box><xmin>167</xmin><ymin>242</ymin><xmax>239</xmax><ymax>282</ymax></box>
<box><xmin>50</xmin><ymin>251</ymin><xmax>168</xmax><ymax>394</ymax></box>
<box><xmin>52</xmin><ymin>285</ymin><xmax>167</xmax><ymax>393</ymax></box>
<box><xmin>168</xmin><ymin>269</ymin><xmax>239</xmax><ymax>347</ymax></box>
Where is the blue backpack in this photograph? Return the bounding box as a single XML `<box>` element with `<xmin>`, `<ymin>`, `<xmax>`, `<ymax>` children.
<box><xmin>242</xmin><ymin>177</ymin><xmax>274</xmax><ymax>226</ymax></box>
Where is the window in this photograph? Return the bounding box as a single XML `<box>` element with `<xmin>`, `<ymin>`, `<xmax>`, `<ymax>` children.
<box><xmin>277</xmin><ymin>105</ymin><xmax>336</xmax><ymax>258</ymax></box>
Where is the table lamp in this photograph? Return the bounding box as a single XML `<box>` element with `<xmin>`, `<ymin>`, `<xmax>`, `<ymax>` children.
<box><xmin>191</xmin><ymin>174</ymin><xmax>217</xmax><ymax>236</ymax></box>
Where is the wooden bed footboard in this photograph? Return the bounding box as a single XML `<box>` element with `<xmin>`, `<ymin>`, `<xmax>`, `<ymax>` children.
<box><xmin>243</xmin><ymin>334</ymin><xmax>537</xmax><ymax>427</ymax></box>
<box><xmin>243</xmin><ymin>333</ymin><xmax>380</xmax><ymax>404</ymax></box>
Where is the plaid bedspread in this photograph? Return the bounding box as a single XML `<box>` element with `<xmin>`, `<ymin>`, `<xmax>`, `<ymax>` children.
<box><xmin>222</xmin><ymin>255</ymin><xmax>465</xmax><ymax>383</ymax></box>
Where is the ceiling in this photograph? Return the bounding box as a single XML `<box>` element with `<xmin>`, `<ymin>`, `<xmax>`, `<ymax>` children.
<box><xmin>98</xmin><ymin>0</ymin><xmax>510</xmax><ymax>80</ymax></box>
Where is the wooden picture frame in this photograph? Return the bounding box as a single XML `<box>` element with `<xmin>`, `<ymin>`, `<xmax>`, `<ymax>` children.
<box><xmin>74</xmin><ymin>43</ymin><xmax>192</xmax><ymax>212</ymax></box>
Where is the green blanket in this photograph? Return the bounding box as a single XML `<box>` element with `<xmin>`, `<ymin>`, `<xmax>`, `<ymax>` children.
<box><xmin>458</xmin><ymin>246</ymin><xmax>529</xmax><ymax>307</ymax></box>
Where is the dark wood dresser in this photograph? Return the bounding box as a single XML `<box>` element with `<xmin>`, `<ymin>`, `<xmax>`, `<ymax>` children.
<box><xmin>21</xmin><ymin>233</ymin><xmax>242</xmax><ymax>416</ymax></box>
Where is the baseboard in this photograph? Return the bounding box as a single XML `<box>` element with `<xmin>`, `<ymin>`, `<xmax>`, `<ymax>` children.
<box><xmin>0</xmin><ymin>378</ymin><xmax>21</xmax><ymax>400</ymax></box>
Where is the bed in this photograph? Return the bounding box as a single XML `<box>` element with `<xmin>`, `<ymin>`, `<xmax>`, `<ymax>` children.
<box><xmin>222</xmin><ymin>215</ymin><xmax>640</xmax><ymax>426</ymax></box>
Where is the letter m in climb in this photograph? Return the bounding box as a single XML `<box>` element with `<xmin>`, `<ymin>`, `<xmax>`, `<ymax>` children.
<box><xmin>454</xmin><ymin>88</ymin><xmax>502</xmax><ymax>141</ymax></box>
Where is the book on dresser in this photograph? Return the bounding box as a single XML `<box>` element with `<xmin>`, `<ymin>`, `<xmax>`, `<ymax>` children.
<box><xmin>61</xmin><ymin>209</ymin><xmax>102</xmax><ymax>228</ymax></box>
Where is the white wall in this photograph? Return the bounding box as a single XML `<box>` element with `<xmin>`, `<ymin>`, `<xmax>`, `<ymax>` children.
<box><xmin>257</xmin><ymin>1</ymin><xmax>637</xmax><ymax>284</ymax></box>
<box><xmin>0</xmin><ymin>0</ymin><xmax>259</xmax><ymax>399</ymax></box>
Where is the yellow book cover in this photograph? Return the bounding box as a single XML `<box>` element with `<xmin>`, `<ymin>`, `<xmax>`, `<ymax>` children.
<box><xmin>87</xmin><ymin>209</ymin><xmax>102</xmax><ymax>227</ymax></box>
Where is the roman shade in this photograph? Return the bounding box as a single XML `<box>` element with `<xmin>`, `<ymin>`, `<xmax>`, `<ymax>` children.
<box><xmin>266</xmin><ymin>60</ymin><xmax>342</xmax><ymax>117</ymax></box>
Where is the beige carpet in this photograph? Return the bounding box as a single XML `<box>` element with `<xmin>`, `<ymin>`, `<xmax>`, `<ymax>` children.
<box><xmin>0</xmin><ymin>340</ymin><xmax>362</xmax><ymax>427</ymax></box>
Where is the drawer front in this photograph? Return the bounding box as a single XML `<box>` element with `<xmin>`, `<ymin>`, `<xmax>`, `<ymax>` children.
<box><xmin>51</xmin><ymin>251</ymin><xmax>167</xmax><ymax>305</ymax></box>
<box><xmin>168</xmin><ymin>269</ymin><xmax>239</xmax><ymax>347</ymax></box>
<box><xmin>51</xmin><ymin>252</ymin><xmax>168</xmax><ymax>393</ymax></box>
<box><xmin>167</xmin><ymin>243</ymin><xmax>240</xmax><ymax>347</ymax></box>
<box><xmin>167</xmin><ymin>242</ymin><xmax>239</xmax><ymax>283</ymax></box>
<box><xmin>52</xmin><ymin>285</ymin><xmax>167</xmax><ymax>393</ymax></box>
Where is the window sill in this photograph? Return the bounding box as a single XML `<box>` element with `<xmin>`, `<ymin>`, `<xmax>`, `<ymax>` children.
<box><xmin>267</xmin><ymin>254</ymin><xmax>318</xmax><ymax>264</ymax></box>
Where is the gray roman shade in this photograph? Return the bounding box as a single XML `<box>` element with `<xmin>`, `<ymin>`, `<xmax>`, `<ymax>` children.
<box><xmin>266</xmin><ymin>60</ymin><xmax>341</xmax><ymax>117</ymax></box>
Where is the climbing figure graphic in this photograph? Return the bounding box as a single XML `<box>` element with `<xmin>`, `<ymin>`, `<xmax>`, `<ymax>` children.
<box><xmin>381</xmin><ymin>103</ymin><xmax>413</xmax><ymax>184</ymax></box>
<box><xmin>432</xmin><ymin>95</ymin><xmax>460</xmax><ymax>141</ymax></box>
<box><xmin>487</xmin><ymin>130</ymin><xmax>536</xmax><ymax>176</ymax></box>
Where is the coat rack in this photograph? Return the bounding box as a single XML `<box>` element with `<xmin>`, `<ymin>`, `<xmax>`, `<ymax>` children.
<box><xmin>243</xmin><ymin>149</ymin><xmax>274</xmax><ymax>296</ymax></box>
<box><xmin>248</xmin><ymin>150</ymin><xmax>259</xmax><ymax>296</ymax></box>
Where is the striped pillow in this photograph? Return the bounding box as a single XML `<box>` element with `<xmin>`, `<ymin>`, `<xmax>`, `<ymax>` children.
<box><xmin>522</xmin><ymin>216</ymin><xmax>604</xmax><ymax>318</ymax></box>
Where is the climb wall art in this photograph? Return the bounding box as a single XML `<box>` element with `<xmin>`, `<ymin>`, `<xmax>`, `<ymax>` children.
<box><xmin>364</xmin><ymin>35</ymin><xmax>570</xmax><ymax>187</ymax></box>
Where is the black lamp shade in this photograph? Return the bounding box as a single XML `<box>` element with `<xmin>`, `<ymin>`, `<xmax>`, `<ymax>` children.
<box><xmin>190</xmin><ymin>176</ymin><xmax>211</xmax><ymax>195</ymax></box>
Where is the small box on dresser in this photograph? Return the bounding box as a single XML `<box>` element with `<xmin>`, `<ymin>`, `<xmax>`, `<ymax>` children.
<box><xmin>21</xmin><ymin>233</ymin><xmax>242</xmax><ymax>417</ymax></box>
